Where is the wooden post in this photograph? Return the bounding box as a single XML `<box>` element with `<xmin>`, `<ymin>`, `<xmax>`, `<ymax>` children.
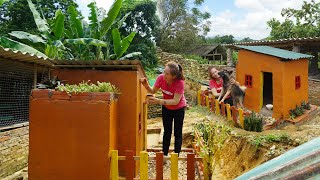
<box><xmin>205</xmin><ymin>95</ymin><xmax>209</xmax><ymax>109</ymax></box>
<box><xmin>156</xmin><ymin>152</ymin><xmax>163</xmax><ymax>180</ymax></box>
<box><xmin>231</xmin><ymin>106</ymin><xmax>238</xmax><ymax>124</ymax></box>
<box><xmin>221</xmin><ymin>102</ymin><xmax>226</xmax><ymax>116</ymax></box>
<box><xmin>110</xmin><ymin>150</ymin><xmax>119</xmax><ymax>180</ymax></box>
<box><xmin>239</xmin><ymin>108</ymin><xmax>244</xmax><ymax>128</ymax></box>
<box><xmin>140</xmin><ymin>151</ymin><xmax>148</xmax><ymax>180</ymax></box>
<box><xmin>215</xmin><ymin>99</ymin><xmax>220</xmax><ymax>115</ymax></box>
<box><xmin>226</xmin><ymin>104</ymin><xmax>232</xmax><ymax>121</ymax></box>
<box><xmin>197</xmin><ymin>90</ymin><xmax>201</xmax><ymax>106</ymax></box>
<box><xmin>211</xmin><ymin>97</ymin><xmax>215</xmax><ymax>111</ymax></box>
<box><xmin>171</xmin><ymin>153</ymin><xmax>179</xmax><ymax>180</ymax></box>
<box><xmin>125</xmin><ymin>150</ymin><xmax>135</xmax><ymax>180</ymax></box>
<box><xmin>187</xmin><ymin>153</ymin><xmax>195</xmax><ymax>180</ymax></box>
<box><xmin>143</xmin><ymin>103</ymin><xmax>148</xmax><ymax>150</ymax></box>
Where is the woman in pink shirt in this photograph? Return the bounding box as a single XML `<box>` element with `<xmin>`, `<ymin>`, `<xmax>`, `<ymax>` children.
<box><xmin>208</xmin><ymin>67</ymin><xmax>237</xmax><ymax>106</ymax></box>
<box><xmin>141</xmin><ymin>61</ymin><xmax>186</xmax><ymax>156</ymax></box>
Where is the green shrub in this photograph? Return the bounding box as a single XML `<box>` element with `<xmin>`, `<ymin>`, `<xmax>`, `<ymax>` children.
<box><xmin>244</xmin><ymin>113</ymin><xmax>263</xmax><ymax>132</ymax></box>
<box><xmin>301</xmin><ymin>101</ymin><xmax>311</xmax><ymax>110</ymax></box>
<box><xmin>56</xmin><ymin>81</ymin><xmax>120</xmax><ymax>94</ymax></box>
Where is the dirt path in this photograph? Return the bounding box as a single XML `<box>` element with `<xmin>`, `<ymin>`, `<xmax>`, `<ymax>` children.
<box><xmin>147</xmin><ymin>106</ymin><xmax>320</xmax><ymax>179</ymax></box>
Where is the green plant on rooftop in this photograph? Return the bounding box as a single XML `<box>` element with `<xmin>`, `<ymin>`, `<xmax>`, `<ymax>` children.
<box><xmin>56</xmin><ymin>81</ymin><xmax>120</xmax><ymax>94</ymax></box>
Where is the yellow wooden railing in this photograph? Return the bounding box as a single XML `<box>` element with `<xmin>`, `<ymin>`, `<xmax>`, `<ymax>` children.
<box><xmin>197</xmin><ymin>90</ymin><xmax>247</xmax><ymax>128</ymax></box>
<box><xmin>110</xmin><ymin>150</ymin><xmax>202</xmax><ymax>180</ymax></box>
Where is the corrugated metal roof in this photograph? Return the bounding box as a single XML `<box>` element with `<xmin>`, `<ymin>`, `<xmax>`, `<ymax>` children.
<box><xmin>186</xmin><ymin>44</ymin><xmax>219</xmax><ymax>56</ymax></box>
<box><xmin>225</xmin><ymin>37</ymin><xmax>320</xmax><ymax>47</ymax></box>
<box><xmin>0</xmin><ymin>46</ymin><xmax>52</xmax><ymax>66</ymax></box>
<box><xmin>236</xmin><ymin>45</ymin><xmax>314</xmax><ymax>60</ymax></box>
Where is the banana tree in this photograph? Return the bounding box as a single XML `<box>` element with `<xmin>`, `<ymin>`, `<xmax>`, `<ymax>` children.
<box><xmin>65</xmin><ymin>0</ymin><xmax>138</xmax><ymax>60</ymax></box>
<box><xmin>0</xmin><ymin>0</ymin><xmax>66</xmax><ymax>59</ymax></box>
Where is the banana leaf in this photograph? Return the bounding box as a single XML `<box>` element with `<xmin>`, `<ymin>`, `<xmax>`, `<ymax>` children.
<box><xmin>9</xmin><ymin>31</ymin><xmax>46</xmax><ymax>44</ymax></box>
<box><xmin>0</xmin><ymin>0</ymin><xmax>8</xmax><ymax>6</ymax></box>
<box><xmin>101</xmin><ymin>0</ymin><xmax>122</xmax><ymax>36</ymax></box>
<box><xmin>52</xmin><ymin>10</ymin><xmax>65</xmax><ymax>39</ymax></box>
<box><xmin>65</xmin><ymin>38</ymin><xmax>108</xmax><ymax>47</ymax></box>
<box><xmin>27</xmin><ymin>0</ymin><xmax>49</xmax><ymax>33</ymax></box>
<box><xmin>67</xmin><ymin>6</ymin><xmax>84</xmax><ymax>38</ymax></box>
<box><xmin>0</xmin><ymin>37</ymin><xmax>47</xmax><ymax>58</ymax></box>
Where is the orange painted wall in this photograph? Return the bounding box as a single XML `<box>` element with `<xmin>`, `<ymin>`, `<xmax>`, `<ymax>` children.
<box><xmin>53</xmin><ymin>69</ymin><xmax>147</xmax><ymax>175</ymax></box>
<box><xmin>236</xmin><ymin>50</ymin><xmax>308</xmax><ymax>119</ymax></box>
<box><xmin>282</xmin><ymin>59</ymin><xmax>308</xmax><ymax>118</ymax></box>
<box><xmin>29</xmin><ymin>91</ymin><xmax>117</xmax><ymax>180</ymax></box>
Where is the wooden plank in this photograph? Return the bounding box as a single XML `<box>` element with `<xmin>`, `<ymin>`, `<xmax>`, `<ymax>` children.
<box><xmin>171</xmin><ymin>153</ymin><xmax>178</xmax><ymax>180</ymax></box>
<box><xmin>197</xmin><ymin>90</ymin><xmax>201</xmax><ymax>106</ymax></box>
<box><xmin>125</xmin><ymin>150</ymin><xmax>135</xmax><ymax>180</ymax></box>
<box><xmin>211</xmin><ymin>97</ymin><xmax>215</xmax><ymax>111</ymax></box>
<box><xmin>231</xmin><ymin>106</ymin><xmax>238</xmax><ymax>124</ymax></box>
<box><xmin>221</xmin><ymin>102</ymin><xmax>226</xmax><ymax>116</ymax></box>
<box><xmin>111</xmin><ymin>150</ymin><xmax>119</xmax><ymax>180</ymax></box>
<box><xmin>215</xmin><ymin>99</ymin><xmax>220</xmax><ymax>115</ymax></box>
<box><xmin>205</xmin><ymin>95</ymin><xmax>209</xmax><ymax>109</ymax></box>
<box><xmin>226</xmin><ymin>104</ymin><xmax>232</xmax><ymax>121</ymax></box>
<box><xmin>187</xmin><ymin>153</ymin><xmax>195</xmax><ymax>180</ymax></box>
<box><xmin>156</xmin><ymin>152</ymin><xmax>163</xmax><ymax>180</ymax></box>
<box><xmin>140</xmin><ymin>151</ymin><xmax>148</xmax><ymax>180</ymax></box>
<box><xmin>238</xmin><ymin>108</ymin><xmax>244</xmax><ymax>128</ymax></box>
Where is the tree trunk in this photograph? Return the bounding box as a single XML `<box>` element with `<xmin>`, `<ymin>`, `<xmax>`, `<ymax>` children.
<box><xmin>309</xmin><ymin>52</ymin><xmax>319</xmax><ymax>76</ymax></box>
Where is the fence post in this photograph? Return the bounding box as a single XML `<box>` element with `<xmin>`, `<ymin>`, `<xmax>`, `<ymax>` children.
<box><xmin>211</xmin><ymin>96</ymin><xmax>215</xmax><ymax>111</ymax></box>
<box><xmin>197</xmin><ymin>90</ymin><xmax>201</xmax><ymax>105</ymax></box>
<box><xmin>125</xmin><ymin>150</ymin><xmax>135</xmax><ymax>180</ymax></box>
<box><xmin>215</xmin><ymin>99</ymin><xmax>220</xmax><ymax>115</ymax></box>
<box><xmin>187</xmin><ymin>153</ymin><xmax>195</xmax><ymax>180</ymax></box>
<box><xmin>140</xmin><ymin>151</ymin><xmax>148</xmax><ymax>180</ymax></box>
<box><xmin>231</xmin><ymin>106</ymin><xmax>238</xmax><ymax>124</ymax></box>
<box><xmin>226</xmin><ymin>104</ymin><xmax>232</xmax><ymax>121</ymax></box>
<box><xmin>110</xmin><ymin>150</ymin><xmax>119</xmax><ymax>180</ymax></box>
<box><xmin>238</xmin><ymin>108</ymin><xmax>244</xmax><ymax>128</ymax></box>
<box><xmin>156</xmin><ymin>152</ymin><xmax>163</xmax><ymax>180</ymax></box>
<box><xmin>171</xmin><ymin>153</ymin><xmax>179</xmax><ymax>180</ymax></box>
<box><xmin>205</xmin><ymin>96</ymin><xmax>209</xmax><ymax>109</ymax></box>
<box><xmin>221</xmin><ymin>102</ymin><xmax>226</xmax><ymax>116</ymax></box>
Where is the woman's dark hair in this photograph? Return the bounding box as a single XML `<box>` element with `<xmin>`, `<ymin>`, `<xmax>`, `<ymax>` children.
<box><xmin>166</xmin><ymin>61</ymin><xmax>185</xmax><ymax>80</ymax></box>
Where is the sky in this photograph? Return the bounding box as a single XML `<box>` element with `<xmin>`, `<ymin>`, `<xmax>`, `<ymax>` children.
<box><xmin>75</xmin><ymin>0</ymin><xmax>317</xmax><ymax>40</ymax></box>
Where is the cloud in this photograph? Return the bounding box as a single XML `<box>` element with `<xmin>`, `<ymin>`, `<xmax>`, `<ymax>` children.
<box><xmin>208</xmin><ymin>0</ymin><xmax>315</xmax><ymax>40</ymax></box>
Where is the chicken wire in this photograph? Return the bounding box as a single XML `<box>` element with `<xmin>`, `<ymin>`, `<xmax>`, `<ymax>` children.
<box><xmin>0</xmin><ymin>59</ymin><xmax>48</xmax><ymax>128</ymax></box>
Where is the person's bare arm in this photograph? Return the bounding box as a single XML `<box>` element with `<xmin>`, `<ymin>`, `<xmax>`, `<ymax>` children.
<box><xmin>211</xmin><ymin>88</ymin><xmax>220</xmax><ymax>97</ymax></box>
<box><xmin>148</xmin><ymin>93</ymin><xmax>182</xmax><ymax>105</ymax></box>
<box><xmin>140</xmin><ymin>78</ymin><xmax>159</xmax><ymax>94</ymax></box>
<box><xmin>220</xmin><ymin>90</ymin><xmax>231</xmax><ymax>103</ymax></box>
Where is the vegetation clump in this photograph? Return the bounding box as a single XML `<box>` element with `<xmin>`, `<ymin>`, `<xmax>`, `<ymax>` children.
<box><xmin>56</xmin><ymin>81</ymin><xmax>120</xmax><ymax>94</ymax></box>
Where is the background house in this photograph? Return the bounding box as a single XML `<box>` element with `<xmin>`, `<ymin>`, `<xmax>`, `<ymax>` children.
<box><xmin>235</xmin><ymin>45</ymin><xmax>313</xmax><ymax>119</ymax></box>
<box><xmin>186</xmin><ymin>44</ymin><xmax>226</xmax><ymax>63</ymax></box>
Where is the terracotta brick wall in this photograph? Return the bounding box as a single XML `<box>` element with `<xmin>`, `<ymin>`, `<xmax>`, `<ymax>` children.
<box><xmin>0</xmin><ymin>126</ymin><xmax>29</xmax><ymax>178</ymax></box>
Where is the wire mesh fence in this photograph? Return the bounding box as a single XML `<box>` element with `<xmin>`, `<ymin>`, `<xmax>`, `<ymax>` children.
<box><xmin>0</xmin><ymin>59</ymin><xmax>48</xmax><ymax>128</ymax></box>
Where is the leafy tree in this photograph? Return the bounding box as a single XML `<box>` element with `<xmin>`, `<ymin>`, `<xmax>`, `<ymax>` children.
<box><xmin>65</xmin><ymin>0</ymin><xmax>137</xmax><ymax>60</ymax></box>
<box><xmin>0</xmin><ymin>0</ymin><xmax>80</xmax><ymax>36</ymax></box>
<box><xmin>205</xmin><ymin>35</ymin><xmax>235</xmax><ymax>44</ymax></box>
<box><xmin>267</xmin><ymin>0</ymin><xmax>320</xmax><ymax>74</ymax></box>
<box><xmin>117</xmin><ymin>0</ymin><xmax>160</xmax><ymax>68</ymax></box>
<box><xmin>239</xmin><ymin>37</ymin><xmax>255</xmax><ymax>42</ymax></box>
<box><xmin>0</xmin><ymin>0</ymin><xmax>69</xmax><ymax>59</ymax></box>
<box><xmin>267</xmin><ymin>0</ymin><xmax>320</xmax><ymax>39</ymax></box>
<box><xmin>157</xmin><ymin>0</ymin><xmax>211</xmax><ymax>53</ymax></box>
